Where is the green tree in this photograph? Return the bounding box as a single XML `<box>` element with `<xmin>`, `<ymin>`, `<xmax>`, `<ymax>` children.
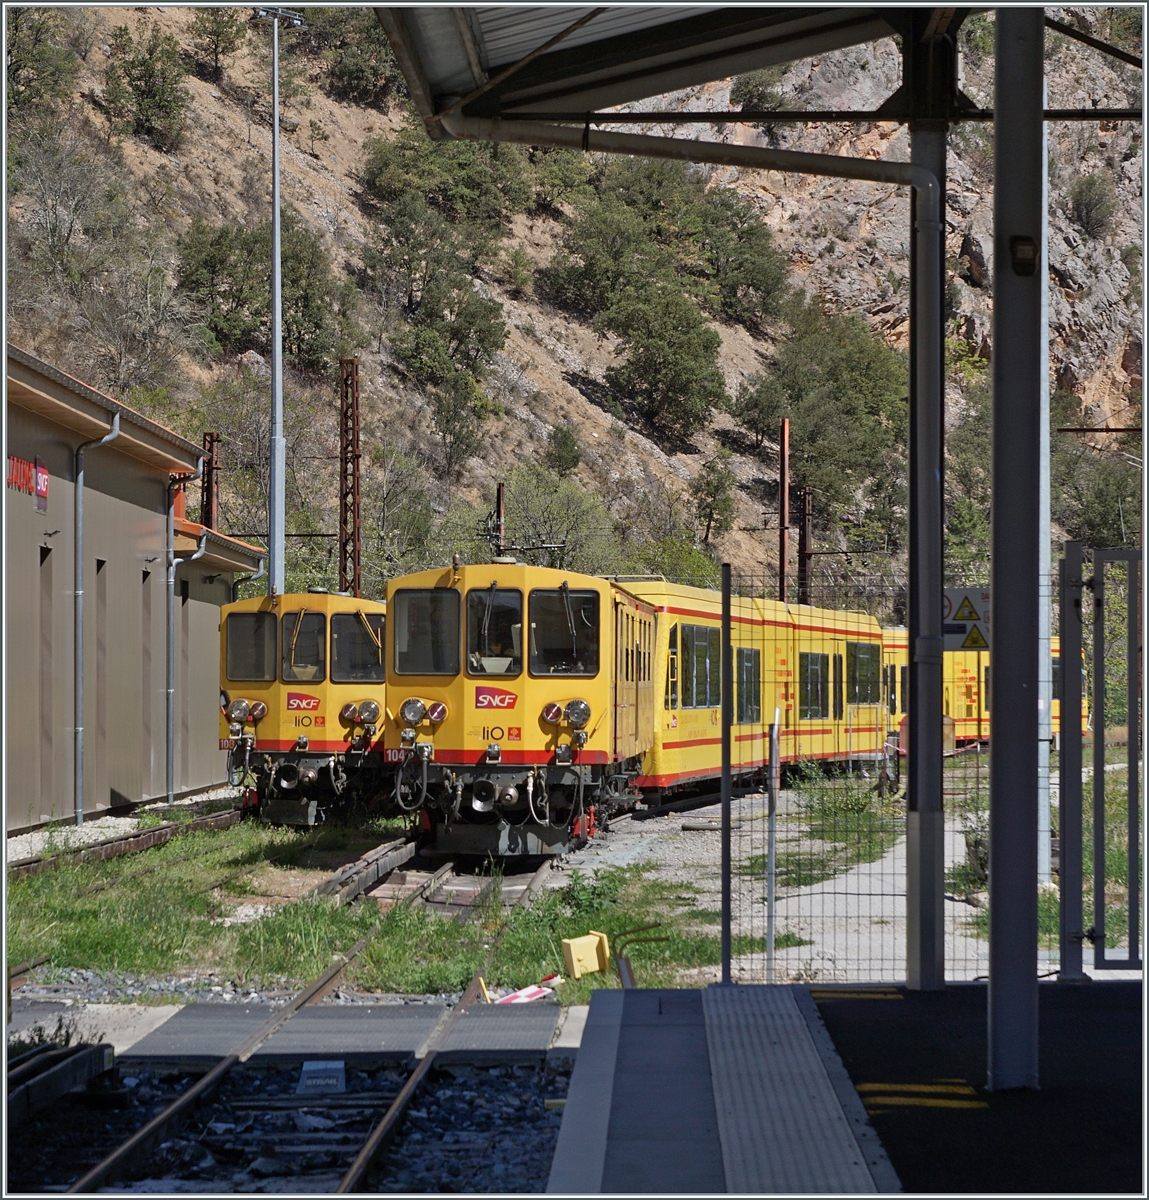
<box><xmin>363</xmin><ymin>116</ymin><xmax>531</xmax><ymax>229</ymax></box>
<box><xmin>743</xmin><ymin>299</ymin><xmax>908</xmax><ymax>540</ymax></box>
<box><xmin>431</xmin><ymin>372</ymin><xmax>487</xmax><ymax>480</ymax></box>
<box><xmin>599</xmin><ymin>283</ymin><xmax>728</xmax><ymax>438</ymax></box>
<box><xmin>6</xmin><ymin>7</ymin><xmax>77</xmax><ymax>114</ymax></box>
<box><xmin>291</xmin><ymin>7</ymin><xmax>406</xmax><ymax>107</ymax></box>
<box><xmin>696</xmin><ymin>188</ymin><xmax>789</xmax><ymax>324</ymax></box>
<box><xmin>544</xmin><ymin>424</ymin><xmax>582</xmax><ymax>476</ymax></box>
<box><xmin>543</xmin><ymin>199</ymin><xmax>666</xmax><ymax>314</ymax></box>
<box><xmin>102</xmin><ymin>20</ymin><xmax>191</xmax><ymax>151</ymax></box>
<box><xmin>691</xmin><ymin>450</ymin><xmax>737</xmax><ymax>545</ymax></box>
<box><xmin>529</xmin><ymin>146</ymin><xmax>593</xmax><ymax>210</ymax></box>
<box><xmin>188</xmin><ymin>8</ymin><xmax>247</xmax><ymax>83</ymax></box>
<box><xmin>729</xmin><ymin>65</ymin><xmax>787</xmax><ymax>143</ymax></box>
<box><xmin>730</xmin><ymin>372</ymin><xmax>786</xmax><ymax>449</ymax></box>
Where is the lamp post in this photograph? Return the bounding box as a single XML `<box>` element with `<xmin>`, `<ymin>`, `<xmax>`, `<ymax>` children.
<box><xmin>250</xmin><ymin>7</ymin><xmax>304</xmax><ymax>596</ymax></box>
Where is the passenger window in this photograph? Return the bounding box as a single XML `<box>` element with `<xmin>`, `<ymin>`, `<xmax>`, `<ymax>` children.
<box><xmin>227</xmin><ymin>612</ymin><xmax>277</xmax><ymax>682</ymax></box>
<box><xmin>528</xmin><ymin>586</ymin><xmax>599</xmax><ymax>676</ymax></box>
<box><xmin>665</xmin><ymin>624</ymin><xmax>678</xmax><ymax>708</ymax></box>
<box><xmin>281</xmin><ymin>611</ymin><xmax>326</xmax><ymax>682</ymax></box>
<box><xmin>331</xmin><ymin>611</ymin><xmax>385</xmax><ymax>683</ymax></box>
<box><xmin>799</xmin><ymin>652</ymin><xmax>829</xmax><ymax>719</ymax></box>
<box><xmin>466</xmin><ymin>587</ymin><xmax>523</xmax><ymax>676</ymax></box>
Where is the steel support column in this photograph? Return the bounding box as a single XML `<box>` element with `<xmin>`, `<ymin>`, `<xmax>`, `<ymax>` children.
<box><xmin>338</xmin><ymin>359</ymin><xmax>362</xmax><ymax>598</ymax></box>
<box><xmin>905</xmin><ymin>122</ymin><xmax>946</xmax><ymax>991</ymax></box>
<box><xmin>988</xmin><ymin>7</ymin><xmax>1044</xmax><ymax>1091</ymax></box>
<box><xmin>720</xmin><ymin>562</ymin><xmax>733</xmax><ymax>984</ymax></box>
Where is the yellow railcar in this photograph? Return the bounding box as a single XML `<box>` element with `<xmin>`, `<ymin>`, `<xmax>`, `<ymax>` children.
<box><xmin>381</xmin><ymin>561</ymin><xmax>654</xmax><ymax>855</ymax></box>
<box><xmin>218</xmin><ymin>589</ymin><xmax>388</xmax><ymax>825</ymax></box>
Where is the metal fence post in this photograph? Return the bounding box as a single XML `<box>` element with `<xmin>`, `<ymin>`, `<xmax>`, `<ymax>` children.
<box><xmin>1058</xmin><ymin>542</ymin><xmax>1086</xmax><ymax>979</ymax></box>
<box><xmin>721</xmin><ymin>563</ymin><xmax>732</xmax><ymax>984</ymax></box>
<box><xmin>766</xmin><ymin>714</ymin><xmax>780</xmax><ymax>984</ymax></box>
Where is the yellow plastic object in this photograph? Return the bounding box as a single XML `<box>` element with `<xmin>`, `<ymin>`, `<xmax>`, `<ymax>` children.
<box><xmin>561</xmin><ymin>930</ymin><xmax>611</xmax><ymax>980</ymax></box>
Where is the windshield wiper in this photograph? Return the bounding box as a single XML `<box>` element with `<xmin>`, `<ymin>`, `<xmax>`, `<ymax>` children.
<box><xmin>481</xmin><ymin>581</ymin><xmax>497</xmax><ymax>655</ymax></box>
<box><xmin>560</xmin><ymin>581</ymin><xmax>578</xmax><ymax>658</ymax></box>
<box><xmin>289</xmin><ymin>607</ymin><xmax>308</xmax><ymax>668</ymax></box>
<box><xmin>356</xmin><ymin>608</ymin><xmax>383</xmax><ymax>664</ymax></box>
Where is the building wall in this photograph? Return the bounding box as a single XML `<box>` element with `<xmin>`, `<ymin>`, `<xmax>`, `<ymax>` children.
<box><xmin>6</xmin><ymin>404</ymin><xmax>232</xmax><ymax>831</ymax></box>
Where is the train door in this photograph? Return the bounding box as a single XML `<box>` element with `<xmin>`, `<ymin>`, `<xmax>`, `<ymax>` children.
<box><xmin>613</xmin><ymin>591</ymin><xmax>654</xmax><ymax>761</ymax></box>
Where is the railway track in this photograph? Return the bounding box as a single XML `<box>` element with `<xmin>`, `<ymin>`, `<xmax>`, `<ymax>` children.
<box><xmin>9</xmin><ymin>848</ymin><xmax>560</xmax><ymax>1193</ymax></box>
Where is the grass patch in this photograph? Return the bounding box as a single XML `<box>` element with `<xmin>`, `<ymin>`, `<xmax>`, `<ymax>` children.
<box><xmin>6</xmin><ymin>819</ymin><xmax>404</xmax><ymax>985</ymax></box>
<box><xmin>740</xmin><ymin>767</ymin><xmax>905</xmax><ymax>888</ymax></box>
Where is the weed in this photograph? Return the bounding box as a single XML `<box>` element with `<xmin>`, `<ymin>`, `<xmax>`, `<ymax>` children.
<box><xmin>7</xmin><ymin>1012</ymin><xmax>85</xmax><ymax>1057</ymax></box>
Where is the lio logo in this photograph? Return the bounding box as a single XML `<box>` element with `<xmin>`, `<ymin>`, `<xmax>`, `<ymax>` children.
<box><xmin>475</xmin><ymin>686</ymin><xmax>517</xmax><ymax>710</ymax></box>
<box><xmin>287</xmin><ymin>692</ymin><xmax>320</xmax><ymax>711</ymax></box>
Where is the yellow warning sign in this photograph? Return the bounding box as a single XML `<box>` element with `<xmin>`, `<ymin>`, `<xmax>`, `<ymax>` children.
<box><xmin>953</xmin><ymin>597</ymin><xmax>980</xmax><ymax>621</ymax></box>
<box><xmin>961</xmin><ymin>625</ymin><xmax>989</xmax><ymax>650</ymax></box>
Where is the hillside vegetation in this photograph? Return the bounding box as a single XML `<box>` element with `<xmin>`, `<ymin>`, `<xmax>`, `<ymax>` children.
<box><xmin>6</xmin><ymin>7</ymin><xmax>1141</xmax><ymax>601</ymax></box>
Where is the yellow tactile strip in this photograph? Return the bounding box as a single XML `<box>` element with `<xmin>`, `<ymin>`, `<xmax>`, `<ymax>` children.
<box><xmin>858</xmin><ymin>1078</ymin><xmax>989</xmax><ymax>1113</ymax></box>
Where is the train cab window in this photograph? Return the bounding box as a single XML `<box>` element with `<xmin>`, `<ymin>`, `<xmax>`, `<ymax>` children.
<box><xmin>737</xmin><ymin>647</ymin><xmax>762</xmax><ymax>724</ymax></box>
<box><xmin>529</xmin><ymin>586</ymin><xmax>599</xmax><ymax>675</ymax></box>
<box><xmin>833</xmin><ymin>653</ymin><xmax>844</xmax><ymax>720</ymax></box>
<box><xmin>226</xmin><ymin>612</ymin><xmax>277</xmax><ymax>681</ymax></box>
<box><xmin>984</xmin><ymin>665</ymin><xmax>990</xmax><ymax>711</ymax></box>
<box><xmin>900</xmin><ymin>665</ymin><xmax>908</xmax><ymax>714</ymax></box>
<box><xmin>393</xmin><ymin>589</ymin><xmax>460</xmax><ymax>675</ymax></box>
<box><xmin>886</xmin><ymin>665</ymin><xmax>898</xmax><ymax>714</ymax></box>
<box><xmin>665</xmin><ymin>624</ymin><xmax>678</xmax><ymax>708</ymax></box>
<box><xmin>467</xmin><ymin>587</ymin><xmax>523</xmax><ymax>676</ymax></box>
<box><xmin>847</xmin><ymin>642</ymin><xmax>882</xmax><ymax>704</ymax></box>
<box><xmin>799</xmin><ymin>652</ymin><xmax>829</xmax><ymax>719</ymax></box>
<box><xmin>281</xmin><ymin>611</ymin><xmax>326</xmax><ymax>682</ymax></box>
<box><xmin>331</xmin><ymin>611</ymin><xmax>386</xmax><ymax>683</ymax></box>
<box><xmin>1051</xmin><ymin>656</ymin><xmax>1061</xmax><ymax>700</ymax></box>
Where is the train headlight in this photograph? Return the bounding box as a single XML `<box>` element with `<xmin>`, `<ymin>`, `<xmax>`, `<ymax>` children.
<box><xmin>427</xmin><ymin>701</ymin><xmax>448</xmax><ymax>723</ymax></box>
<box><xmin>249</xmin><ymin>701</ymin><xmax>267</xmax><ymax>721</ymax></box>
<box><xmin>358</xmin><ymin>699</ymin><xmax>381</xmax><ymax>724</ymax></box>
<box><xmin>541</xmin><ymin>702</ymin><xmax>562</xmax><ymax>724</ymax></box>
<box><xmin>400</xmin><ymin>698</ymin><xmax>427</xmax><ymax>727</ymax></box>
<box><xmin>340</xmin><ymin>702</ymin><xmax>360</xmax><ymax>722</ymax></box>
<box><xmin>564</xmin><ymin>699</ymin><xmax>591</xmax><ymax>729</ymax></box>
<box><xmin>226</xmin><ymin>698</ymin><xmax>251</xmax><ymax>723</ymax></box>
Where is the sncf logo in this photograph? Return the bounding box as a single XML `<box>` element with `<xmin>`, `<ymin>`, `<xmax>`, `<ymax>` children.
<box><xmin>475</xmin><ymin>686</ymin><xmax>517</xmax><ymax>710</ymax></box>
<box><xmin>286</xmin><ymin>693</ymin><xmax>321</xmax><ymax>711</ymax></box>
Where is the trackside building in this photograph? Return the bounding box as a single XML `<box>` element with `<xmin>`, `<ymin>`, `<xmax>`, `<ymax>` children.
<box><xmin>6</xmin><ymin>345</ymin><xmax>264</xmax><ymax>832</ymax></box>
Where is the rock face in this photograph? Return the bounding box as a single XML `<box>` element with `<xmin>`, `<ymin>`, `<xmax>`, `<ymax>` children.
<box><xmin>6</xmin><ymin>8</ymin><xmax>1140</xmax><ymax>577</ymax></box>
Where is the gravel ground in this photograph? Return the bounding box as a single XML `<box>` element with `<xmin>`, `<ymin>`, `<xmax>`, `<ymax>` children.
<box><xmin>370</xmin><ymin>1064</ymin><xmax>569</xmax><ymax>1194</ymax></box>
<box><xmin>13</xmin><ymin>968</ymin><xmax>461</xmax><ymax>1008</ymax></box>
<box><xmin>7</xmin><ymin>786</ymin><xmax>242</xmax><ymax>862</ymax></box>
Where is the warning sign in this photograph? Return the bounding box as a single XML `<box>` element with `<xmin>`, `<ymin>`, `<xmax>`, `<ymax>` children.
<box><xmin>943</xmin><ymin>588</ymin><xmax>991</xmax><ymax>651</ymax></box>
<box><xmin>961</xmin><ymin>625</ymin><xmax>989</xmax><ymax>650</ymax></box>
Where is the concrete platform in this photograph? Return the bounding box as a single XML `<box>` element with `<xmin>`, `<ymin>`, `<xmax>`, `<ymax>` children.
<box><xmin>548</xmin><ymin>986</ymin><xmax>899</xmax><ymax>1194</ymax></box>
<box><xmin>116</xmin><ymin>1001</ymin><xmax>564</xmax><ymax>1069</ymax></box>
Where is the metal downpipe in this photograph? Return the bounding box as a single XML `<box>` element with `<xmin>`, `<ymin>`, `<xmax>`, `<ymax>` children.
<box><xmin>167</xmin><ymin>459</ymin><xmax>204</xmax><ymax>807</ymax></box>
<box><xmin>73</xmin><ymin>415</ymin><xmax>120</xmax><ymax>827</ymax></box>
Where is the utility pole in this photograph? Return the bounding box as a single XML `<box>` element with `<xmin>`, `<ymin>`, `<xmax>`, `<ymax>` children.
<box><xmin>797</xmin><ymin>486</ymin><xmax>813</xmax><ymax>605</ymax></box>
<box><xmin>778</xmin><ymin>417</ymin><xmax>790</xmax><ymax>603</ymax></box>
<box><xmin>496</xmin><ymin>482</ymin><xmax>506</xmax><ymax>557</ymax></box>
<box><xmin>201</xmin><ymin>432</ymin><xmax>221</xmax><ymax>530</ymax></box>
<box><xmin>250</xmin><ymin>7</ymin><xmax>305</xmax><ymax>596</ymax></box>
<box><xmin>339</xmin><ymin>358</ymin><xmax>362</xmax><ymax>597</ymax></box>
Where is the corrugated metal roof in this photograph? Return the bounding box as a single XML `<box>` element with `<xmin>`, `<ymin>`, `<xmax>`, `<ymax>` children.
<box><xmin>378</xmin><ymin>7</ymin><xmax>894</xmax><ymax>123</ymax></box>
<box><xmin>472</xmin><ymin>6</ymin><xmax>718</xmax><ymax>67</ymax></box>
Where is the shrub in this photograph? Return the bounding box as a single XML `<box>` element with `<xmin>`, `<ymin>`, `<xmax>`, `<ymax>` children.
<box><xmin>600</xmin><ymin>283</ymin><xmax>728</xmax><ymax>439</ymax></box>
<box><xmin>1068</xmin><ymin>173</ymin><xmax>1116</xmax><ymax>238</ymax></box>
<box><xmin>101</xmin><ymin>20</ymin><xmax>190</xmax><ymax>151</ymax></box>
<box><xmin>544</xmin><ymin>424</ymin><xmax>581</xmax><ymax>476</ymax></box>
<box><xmin>730</xmin><ymin>372</ymin><xmax>786</xmax><ymax>449</ymax></box>
<box><xmin>188</xmin><ymin>8</ymin><xmax>247</xmax><ymax>83</ymax></box>
<box><xmin>6</xmin><ymin>6</ymin><xmax>78</xmax><ymax>114</ymax></box>
<box><xmin>431</xmin><ymin>372</ymin><xmax>488</xmax><ymax>480</ymax></box>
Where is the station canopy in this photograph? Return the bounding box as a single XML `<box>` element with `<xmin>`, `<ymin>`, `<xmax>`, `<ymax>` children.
<box><xmin>376</xmin><ymin>6</ymin><xmax>900</xmax><ymax>130</ymax></box>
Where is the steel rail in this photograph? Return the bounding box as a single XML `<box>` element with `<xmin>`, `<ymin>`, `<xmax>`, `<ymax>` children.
<box><xmin>337</xmin><ymin>856</ymin><xmax>554</xmax><ymax>1192</ymax></box>
<box><xmin>65</xmin><ymin>933</ymin><xmax>375</xmax><ymax>1193</ymax></box>
<box><xmin>8</xmin><ymin>808</ymin><xmax>244</xmax><ymax>879</ymax></box>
